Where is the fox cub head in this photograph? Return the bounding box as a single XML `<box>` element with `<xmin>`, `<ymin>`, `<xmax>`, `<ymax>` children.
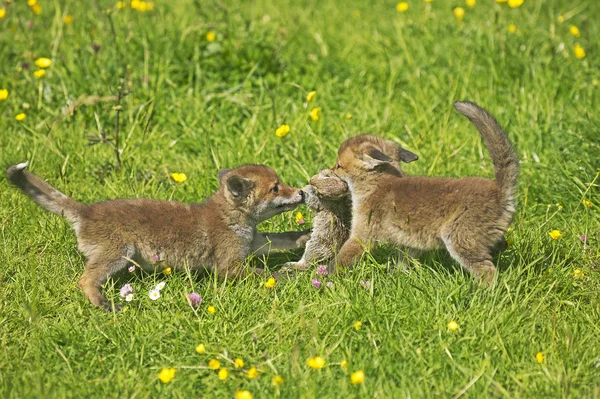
<box><xmin>334</xmin><ymin>135</ymin><xmax>418</xmax><ymax>180</ymax></box>
<box><xmin>218</xmin><ymin>165</ymin><xmax>304</xmax><ymax>221</ymax></box>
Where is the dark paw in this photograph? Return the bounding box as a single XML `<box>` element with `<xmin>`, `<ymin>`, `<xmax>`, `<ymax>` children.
<box><xmin>101</xmin><ymin>302</ymin><xmax>124</xmax><ymax>312</ymax></box>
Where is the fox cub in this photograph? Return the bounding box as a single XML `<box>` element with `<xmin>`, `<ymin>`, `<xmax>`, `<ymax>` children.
<box><xmin>7</xmin><ymin>163</ymin><xmax>308</xmax><ymax>311</ymax></box>
<box><xmin>332</xmin><ymin>102</ymin><xmax>518</xmax><ymax>283</ymax></box>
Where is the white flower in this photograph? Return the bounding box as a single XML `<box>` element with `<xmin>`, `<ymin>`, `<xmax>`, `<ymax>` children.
<box><xmin>156</xmin><ymin>281</ymin><xmax>166</xmax><ymax>290</ymax></box>
<box><xmin>149</xmin><ymin>289</ymin><xmax>161</xmax><ymax>300</ymax></box>
<box><xmin>125</xmin><ymin>293</ymin><xmax>134</xmax><ymax>302</ymax></box>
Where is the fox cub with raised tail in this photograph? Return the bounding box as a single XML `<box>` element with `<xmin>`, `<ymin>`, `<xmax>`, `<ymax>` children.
<box><xmin>332</xmin><ymin>102</ymin><xmax>519</xmax><ymax>283</ymax></box>
<box><xmin>7</xmin><ymin>163</ymin><xmax>308</xmax><ymax>311</ymax></box>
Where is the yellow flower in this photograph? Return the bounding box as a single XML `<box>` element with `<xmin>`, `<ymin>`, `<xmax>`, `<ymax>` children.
<box><xmin>63</xmin><ymin>15</ymin><xmax>73</xmax><ymax>24</ymax></box>
<box><xmin>306</xmin><ymin>90</ymin><xmax>316</xmax><ymax>102</ymax></box>
<box><xmin>295</xmin><ymin>212</ymin><xmax>304</xmax><ymax>224</ymax></box>
<box><xmin>573</xmin><ymin>269</ymin><xmax>584</xmax><ymax>278</ymax></box>
<box><xmin>272</xmin><ymin>375</ymin><xmax>284</xmax><ymax>386</ymax></box>
<box><xmin>265</xmin><ymin>277</ymin><xmax>276</xmax><ymax>289</ymax></box>
<box><xmin>310</xmin><ymin>107</ymin><xmax>321</xmax><ymax>121</ymax></box>
<box><xmin>116</xmin><ymin>1</ymin><xmax>126</xmax><ymax>9</ymax></box>
<box><xmin>206</xmin><ymin>31</ymin><xmax>216</xmax><ymax>42</ymax></box>
<box><xmin>275</xmin><ymin>124</ymin><xmax>290</xmax><ymax>137</ymax></box>
<box><xmin>195</xmin><ymin>343</ymin><xmax>206</xmax><ymax>354</ymax></box>
<box><xmin>507</xmin><ymin>0</ymin><xmax>524</xmax><ymax>7</ymax></box>
<box><xmin>234</xmin><ymin>358</ymin><xmax>244</xmax><ymax>368</ymax></box>
<box><xmin>496</xmin><ymin>0</ymin><xmax>507</xmax><ymax>2</ymax></box>
<box><xmin>247</xmin><ymin>367</ymin><xmax>259</xmax><ymax>379</ymax></box>
<box><xmin>207</xmin><ymin>305</ymin><xmax>216</xmax><ymax>314</ymax></box>
<box><xmin>0</xmin><ymin>89</ymin><xmax>8</xmax><ymax>101</ymax></box>
<box><xmin>306</xmin><ymin>356</ymin><xmax>325</xmax><ymax>370</ymax></box>
<box><xmin>582</xmin><ymin>200</ymin><xmax>593</xmax><ymax>208</ymax></box>
<box><xmin>0</xmin><ymin>8</ymin><xmax>6</xmax><ymax>19</ymax></box>
<box><xmin>536</xmin><ymin>352</ymin><xmax>544</xmax><ymax>364</ymax></box>
<box><xmin>465</xmin><ymin>0</ymin><xmax>476</xmax><ymax>7</ymax></box>
<box><xmin>573</xmin><ymin>44</ymin><xmax>586</xmax><ymax>59</ymax></box>
<box><xmin>344</xmin><ymin>113</ymin><xmax>353</xmax><ymax>119</ymax></box>
<box><xmin>171</xmin><ymin>172</ymin><xmax>187</xmax><ymax>183</ymax></box>
<box><xmin>548</xmin><ymin>230</ymin><xmax>562</xmax><ymax>240</ymax></box>
<box><xmin>157</xmin><ymin>368</ymin><xmax>176</xmax><ymax>383</ymax></box>
<box><xmin>424</xmin><ymin>0</ymin><xmax>432</xmax><ymax>3</ymax></box>
<box><xmin>27</xmin><ymin>0</ymin><xmax>37</xmax><ymax>6</ymax></box>
<box><xmin>453</xmin><ymin>7</ymin><xmax>465</xmax><ymax>21</ymax></box>
<box><xmin>340</xmin><ymin>360</ymin><xmax>348</xmax><ymax>369</ymax></box>
<box><xmin>569</xmin><ymin>25</ymin><xmax>580</xmax><ymax>37</ymax></box>
<box><xmin>208</xmin><ymin>359</ymin><xmax>221</xmax><ymax>370</ymax></box>
<box><xmin>33</xmin><ymin>69</ymin><xmax>46</xmax><ymax>79</ymax></box>
<box><xmin>353</xmin><ymin>321</ymin><xmax>362</xmax><ymax>330</ymax></box>
<box><xmin>218</xmin><ymin>368</ymin><xmax>229</xmax><ymax>380</ymax></box>
<box><xmin>396</xmin><ymin>2</ymin><xmax>409</xmax><ymax>12</ymax></box>
<box><xmin>15</xmin><ymin>113</ymin><xmax>26</xmax><ymax>121</ymax></box>
<box><xmin>236</xmin><ymin>391</ymin><xmax>252</xmax><ymax>399</ymax></box>
<box><xmin>130</xmin><ymin>0</ymin><xmax>141</xmax><ymax>10</ymax></box>
<box><xmin>32</xmin><ymin>4</ymin><xmax>42</xmax><ymax>14</ymax></box>
<box><xmin>35</xmin><ymin>58</ymin><xmax>52</xmax><ymax>69</ymax></box>
<box><xmin>350</xmin><ymin>370</ymin><xmax>365</xmax><ymax>384</ymax></box>
<box><xmin>163</xmin><ymin>267</ymin><xmax>172</xmax><ymax>276</ymax></box>
<box><xmin>507</xmin><ymin>24</ymin><xmax>517</xmax><ymax>33</ymax></box>
<box><xmin>557</xmin><ymin>15</ymin><xmax>565</xmax><ymax>23</ymax></box>
<box><xmin>447</xmin><ymin>320</ymin><xmax>459</xmax><ymax>331</ymax></box>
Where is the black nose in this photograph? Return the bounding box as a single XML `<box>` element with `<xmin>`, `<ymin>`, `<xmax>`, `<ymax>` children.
<box><xmin>299</xmin><ymin>190</ymin><xmax>305</xmax><ymax>202</ymax></box>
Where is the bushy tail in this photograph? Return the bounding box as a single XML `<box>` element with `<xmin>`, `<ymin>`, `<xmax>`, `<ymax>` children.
<box><xmin>454</xmin><ymin>101</ymin><xmax>519</xmax><ymax>213</ymax></box>
<box><xmin>7</xmin><ymin>161</ymin><xmax>84</xmax><ymax>224</ymax></box>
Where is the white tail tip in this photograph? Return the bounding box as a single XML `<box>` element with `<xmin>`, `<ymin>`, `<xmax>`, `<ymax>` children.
<box><xmin>14</xmin><ymin>160</ymin><xmax>30</xmax><ymax>170</ymax></box>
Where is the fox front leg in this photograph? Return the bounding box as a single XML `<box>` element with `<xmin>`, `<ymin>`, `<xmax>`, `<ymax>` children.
<box><xmin>250</xmin><ymin>231</ymin><xmax>311</xmax><ymax>256</ymax></box>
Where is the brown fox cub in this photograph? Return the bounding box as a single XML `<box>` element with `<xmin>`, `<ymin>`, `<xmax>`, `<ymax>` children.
<box><xmin>7</xmin><ymin>163</ymin><xmax>308</xmax><ymax>311</ymax></box>
<box><xmin>332</xmin><ymin>102</ymin><xmax>519</xmax><ymax>283</ymax></box>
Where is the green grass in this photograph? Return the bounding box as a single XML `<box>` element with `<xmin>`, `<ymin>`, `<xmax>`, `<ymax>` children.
<box><xmin>1</xmin><ymin>0</ymin><xmax>599</xmax><ymax>397</ymax></box>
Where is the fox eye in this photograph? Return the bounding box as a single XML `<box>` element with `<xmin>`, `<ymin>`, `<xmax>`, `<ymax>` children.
<box><xmin>336</xmin><ymin>163</ymin><xmax>342</xmax><ymax>169</ymax></box>
<box><xmin>272</xmin><ymin>185</ymin><xmax>279</xmax><ymax>193</ymax></box>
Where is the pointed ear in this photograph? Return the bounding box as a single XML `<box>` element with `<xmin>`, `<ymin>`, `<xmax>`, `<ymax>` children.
<box><xmin>361</xmin><ymin>147</ymin><xmax>393</xmax><ymax>169</ymax></box>
<box><xmin>226</xmin><ymin>175</ymin><xmax>254</xmax><ymax>198</ymax></box>
<box><xmin>218</xmin><ymin>168</ymin><xmax>231</xmax><ymax>183</ymax></box>
<box><xmin>398</xmin><ymin>148</ymin><xmax>418</xmax><ymax>163</ymax></box>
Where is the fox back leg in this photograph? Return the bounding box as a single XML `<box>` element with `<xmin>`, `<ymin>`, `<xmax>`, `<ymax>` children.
<box><xmin>441</xmin><ymin>227</ymin><xmax>496</xmax><ymax>284</ymax></box>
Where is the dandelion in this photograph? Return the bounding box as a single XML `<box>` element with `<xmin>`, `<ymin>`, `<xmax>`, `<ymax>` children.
<box><xmin>128</xmin><ymin>265</ymin><xmax>136</xmax><ymax>273</ymax></box>
<box><xmin>574</xmin><ymin>44</ymin><xmax>586</xmax><ymax>59</ymax></box>
<box><xmin>507</xmin><ymin>0</ymin><xmax>524</xmax><ymax>7</ymax></box>
<box><xmin>0</xmin><ymin>9</ymin><xmax>6</xmax><ymax>19</ymax></box>
<box><xmin>465</xmin><ymin>0</ymin><xmax>476</xmax><ymax>7</ymax></box>
<box><xmin>447</xmin><ymin>320</ymin><xmax>459</xmax><ymax>331</ymax></box>
<box><xmin>360</xmin><ymin>280</ymin><xmax>371</xmax><ymax>289</ymax></box>
<box><xmin>316</xmin><ymin>265</ymin><xmax>328</xmax><ymax>276</ymax></box>
<box><xmin>207</xmin><ymin>305</ymin><xmax>216</xmax><ymax>314</ymax></box>
<box><xmin>234</xmin><ymin>358</ymin><xmax>244</xmax><ymax>368</ymax></box>
<box><xmin>453</xmin><ymin>7</ymin><xmax>465</xmax><ymax>21</ymax></box>
<box><xmin>536</xmin><ymin>352</ymin><xmax>544</xmax><ymax>364</ymax></box>
<box><xmin>312</xmin><ymin>279</ymin><xmax>322</xmax><ymax>289</ymax></box>
<box><xmin>396</xmin><ymin>2</ymin><xmax>409</xmax><ymax>12</ymax></box>
<box><xmin>295</xmin><ymin>212</ymin><xmax>305</xmax><ymax>225</ymax></box>
<box><xmin>149</xmin><ymin>289</ymin><xmax>160</xmax><ymax>300</ymax></box>
<box><xmin>15</xmin><ymin>113</ymin><xmax>26</xmax><ymax>121</ymax></box>
<box><xmin>569</xmin><ymin>25</ymin><xmax>580</xmax><ymax>37</ymax></box>
<box><xmin>573</xmin><ymin>269</ymin><xmax>584</xmax><ymax>278</ymax></box>
<box><xmin>353</xmin><ymin>321</ymin><xmax>362</xmax><ymax>330</ymax></box>
<box><xmin>63</xmin><ymin>15</ymin><xmax>73</xmax><ymax>24</ymax></box>
<box><xmin>235</xmin><ymin>391</ymin><xmax>252</xmax><ymax>399</ymax></box>
<box><xmin>557</xmin><ymin>15</ymin><xmax>565</xmax><ymax>23</ymax></box>
<box><xmin>340</xmin><ymin>360</ymin><xmax>348</xmax><ymax>369</ymax></box>
<box><xmin>310</xmin><ymin>107</ymin><xmax>321</xmax><ymax>121</ymax></box>
<box><xmin>582</xmin><ymin>200</ymin><xmax>593</xmax><ymax>208</ymax></box>
<box><xmin>195</xmin><ymin>344</ymin><xmax>206</xmax><ymax>354</ymax></box>
<box><xmin>218</xmin><ymin>368</ymin><xmax>229</xmax><ymax>381</ymax></box>
<box><xmin>0</xmin><ymin>89</ymin><xmax>8</xmax><ymax>101</ymax></box>
<box><xmin>306</xmin><ymin>90</ymin><xmax>316</xmax><ymax>102</ymax></box>
<box><xmin>157</xmin><ymin>368</ymin><xmax>176</xmax><ymax>383</ymax></box>
<box><xmin>187</xmin><ymin>292</ymin><xmax>202</xmax><ymax>308</ymax></box>
<box><xmin>272</xmin><ymin>375</ymin><xmax>284</xmax><ymax>386</ymax></box>
<box><xmin>119</xmin><ymin>284</ymin><xmax>133</xmax><ymax>298</ymax></box>
<box><xmin>33</xmin><ymin>70</ymin><xmax>46</xmax><ymax>79</ymax></box>
<box><xmin>155</xmin><ymin>281</ymin><xmax>166</xmax><ymax>290</ymax></box>
<box><xmin>208</xmin><ymin>359</ymin><xmax>220</xmax><ymax>370</ymax></box>
<box><xmin>548</xmin><ymin>230</ymin><xmax>563</xmax><ymax>240</ymax></box>
<box><xmin>163</xmin><ymin>267</ymin><xmax>172</xmax><ymax>276</ymax></box>
<box><xmin>34</xmin><ymin>58</ymin><xmax>52</xmax><ymax>69</ymax></box>
<box><xmin>326</xmin><ymin>281</ymin><xmax>333</xmax><ymax>289</ymax></box>
<box><xmin>350</xmin><ymin>370</ymin><xmax>365</xmax><ymax>384</ymax></box>
<box><xmin>247</xmin><ymin>367</ymin><xmax>259</xmax><ymax>379</ymax></box>
<box><xmin>171</xmin><ymin>173</ymin><xmax>187</xmax><ymax>183</ymax></box>
<box><xmin>116</xmin><ymin>1</ymin><xmax>126</xmax><ymax>9</ymax></box>
<box><xmin>31</xmin><ymin>4</ymin><xmax>41</xmax><ymax>14</ymax></box>
<box><xmin>275</xmin><ymin>124</ymin><xmax>290</xmax><ymax>137</ymax></box>
<box><xmin>265</xmin><ymin>277</ymin><xmax>276</xmax><ymax>289</ymax></box>
<box><xmin>206</xmin><ymin>31</ymin><xmax>216</xmax><ymax>42</ymax></box>
<box><xmin>507</xmin><ymin>24</ymin><xmax>517</xmax><ymax>33</ymax></box>
<box><xmin>125</xmin><ymin>293</ymin><xmax>134</xmax><ymax>302</ymax></box>
<box><xmin>28</xmin><ymin>0</ymin><xmax>37</xmax><ymax>6</ymax></box>
<box><xmin>307</xmin><ymin>356</ymin><xmax>326</xmax><ymax>369</ymax></box>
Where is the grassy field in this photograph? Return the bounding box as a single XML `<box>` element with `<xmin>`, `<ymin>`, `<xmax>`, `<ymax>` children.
<box><xmin>1</xmin><ymin>0</ymin><xmax>599</xmax><ymax>397</ymax></box>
